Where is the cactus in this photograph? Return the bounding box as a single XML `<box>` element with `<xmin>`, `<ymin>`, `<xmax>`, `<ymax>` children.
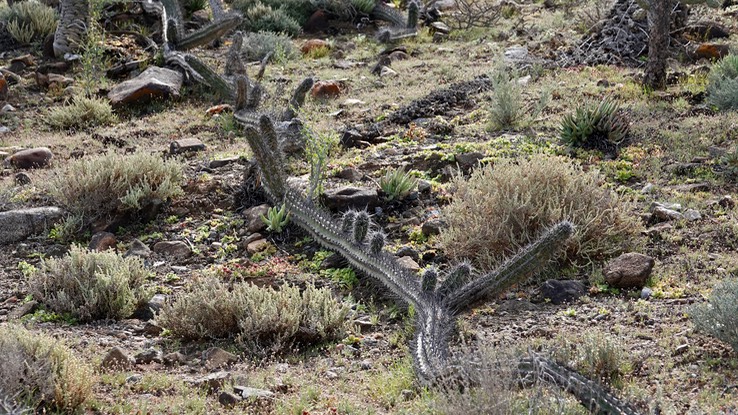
<box><xmin>372</xmin><ymin>0</ymin><xmax>420</xmax><ymax>43</ymax></box>
<box><xmin>53</xmin><ymin>0</ymin><xmax>89</xmax><ymax>57</ymax></box>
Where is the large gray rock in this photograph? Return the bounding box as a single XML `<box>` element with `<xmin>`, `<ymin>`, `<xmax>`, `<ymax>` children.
<box><xmin>322</xmin><ymin>186</ymin><xmax>380</xmax><ymax>211</ymax></box>
<box><xmin>108</xmin><ymin>67</ymin><xmax>183</xmax><ymax>107</ymax></box>
<box><xmin>0</xmin><ymin>207</ymin><xmax>64</xmax><ymax>245</ymax></box>
<box><xmin>153</xmin><ymin>240</ymin><xmax>192</xmax><ymax>259</ymax></box>
<box><xmin>603</xmin><ymin>253</ymin><xmax>655</xmax><ymax>289</ymax></box>
<box><xmin>540</xmin><ymin>279</ymin><xmax>586</xmax><ymax>304</ymax></box>
<box><xmin>4</xmin><ymin>147</ymin><xmax>53</xmax><ymax>169</ymax></box>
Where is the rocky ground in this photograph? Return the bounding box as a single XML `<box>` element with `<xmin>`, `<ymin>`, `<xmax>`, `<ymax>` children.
<box><xmin>2</xmin><ymin>0</ymin><xmax>738</xmax><ymax>414</ymax></box>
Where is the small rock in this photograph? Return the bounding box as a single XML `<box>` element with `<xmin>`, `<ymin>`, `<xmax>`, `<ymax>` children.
<box><xmin>148</xmin><ymin>294</ymin><xmax>167</xmax><ymax>314</ymax></box>
<box><xmin>640</xmin><ymin>287</ymin><xmax>653</xmax><ymax>300</ymax></box>
<box><xmin>421</xmin><ymin>219</ymin><xmax>445</xmax><ymax>236</ymax></box>
<box><xmin>0</xmin><ymin>207</ymin><xmax>64</xmax><ymax>245</ymax></box>
<box><xmin>4</xmin><ymin>147</ymin><xmax>53</xmax><ymax>169</ymax></box>
<box><xmin>641</xmin><ymin>183</ymin><xmax>655</xmax><ymax>194</ymax></box>
<box><xmin>540</xmin><ymin>280</ymin><xmax>586</xmax><ymax>305</ymax></box>
<box><xmin>340</xmin><ymin>129</ymin><xmax>365</xmax><ymax>148</ymax></box>
<box><xmin>242</xmin><ymin>204</ymin><xmax>271</xmax><ymax>233</ymax></box>
<box><xmin>89</xmin><ymin>231</ymin><xmax>117</xmax><ymax>251</ymax></box>
<box><xmin>125</xmin><ymin>239</ymin><xmax>151</xmax><ymax>258</ymax></box>
<box><xmin>652</xmin><ymin>206</ymin><xmax>684</xmax><ymax>222</ymax></box>
<box><xmin>108</xmin><ymin>66</ymin><xmax>183</xmax><ymax>107</ymax></box>
<box><xmin>325</xmin><ymin>370</ymin><xmax>339</xmax><ymax>379</ymax></box>
<box><xmin>1</xmin><ymin>103</ymin><xmax>16</xmax><ymax>113</ymax></box>
<box><xmin>388</xmin><ymin>50</ymin><xmax>409</xmax><ymax>61</ymax></box>
<box><xmin>674</xmin><ymin>343</ymin><xmax>690</xmax><ymax>356</ymax></box>
<box><xmin>142</xmin><ymin>321</ymin><xmax>163</xmax><ymax>335</ymax></box>
<box><xmin>153</xmin><ymin>240</ymin><xmax>192</xmax><ymax>259</ymax></box>
<box><xmin>190</xmin><ymin>371</ymin><xmax>230</xmax><ymax>393</ymax></box>
<box><xmin>101</xmin><ymin>347</ymin><xmax>135</xmax><ymax>370</ymax></box>
<box><xmin>340</xmin><ymin>98</ymin><xmax>365</xmax><ymax>108</ymax></box>
<box><xmin>322</xmin><ymin>186</ymin><xmax>380</xmax><ymax>211</ymax></box>
<box><xmin>336</xmin><ymin>167</ymin><xmax>363</xmax><ymax>182</ymax></box>
<box><xmin>304</xmin><ymin>10</ymin><xmax>330</xmax><ymax>33</ymax></box>
<box><xmin>397</xmin><ymin>256</ymin><xmax>420</xmax><ymax>273</ymax></box>
<box><xmin>8</xmin><ymin>300</ymin><xmax>38</xmax><ymax>319</ymax></box>
<box><xmin>683</xmin><ymin>209</ymin><xmax>701</xmax><ymax>221</ymax></box>
<box><xmin>379</xmin><ymin>66</ymin><xmax>398</xmax><ymax>78</ymax></box>
<box><xmin>219</xmin><ymin>391</ymin><xmax>241</xmax><ymax>407</ymax></box>
<box><xmin>163</xmin><ymin>352</ymin><xmax>188</xmax><ymax>367</ymax></box>
<box><xmin>126</xmin><ymin>374</ymin><xmax>143</xmax><ymax>384</ymax></box>
<box><xmin>247</xmin><ymin>238</ymin><xmax>270</xmax><ymax>255</ymax></box>
<box><xmin>603</xmin><ymin>253</ymin><xmax>655</xmax><ymax>289</ymax></box>
<box><xmin>202</xmin><ymin>347</ymin><xmax>238</xmax><ymax>370</ymax></box>
<box><xmin>692</xmin><ymin>43</ymin><xmax>730</xmax><ymax>61</ymax></box>
<box><xmin>359</xmin><ymin>359</ymin><xmax>373</xmax><ymax>370</ymax></box>
<box><xmin>310</xmin><ymin>80</ymin><xmax>341</xmax><ymax>99</ymax></box>
<box><xmin>234</xmin><ymin>386</ymin><xmax>275</xmax><ymax>400</ymax></box>
<box><xmin>14</xmin><ymin>172</ymin><xmax>31</xmax><ymax>186</ymax></box>
<box><xmin>429</xmin><ymin>21</ymin><xmax>450</xmax><ymax>34</ymax></box>
<box><xmin>135</xmin><ymin>348</ymin><xmax>163</xmax><ymax>364</ymax></box>
<box><xmin>400</xmin><ymin>389</ymin><xmax>415</xmax><ymax>401</ymax></box>
<box><xmin>170</xmin><ymin>138</ymin><xmax>205</xmax><ymax>154</ymax></box>
<box><xmin>455</xmin><ymin>152</ymin><xmax>484</xmax><ymax>171</ymax></box>
<box><xmin>719</xmin><ymin>195</ymin><xmax>735</xmax><ymax>209</ymax></box>
<box><xmin>395</xmin><ymin>246</ymin><xmax>419</xmax><ymax>262</ymax></box>
<box><xmin>504</xmin><ymin>46</ymin><xmax>528</xmax><ymax>62</ymax></box>
<box><xmin>301</xmin><ymin>39</ymin><xmax>330</xmax><ymax>55</ymax></box>
<box><xmin>0</xmin><ymin>125</ymin><xmax>10</xmax><ymax>135</ymax></box>
<box><xmin>209</xmin><ymin>156</ymin><xmax>240</xmax><ymax>169</ymax></box>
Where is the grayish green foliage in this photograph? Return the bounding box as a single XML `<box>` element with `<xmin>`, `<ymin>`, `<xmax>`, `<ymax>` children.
<box><xmin>691</xmin><ymin>278</ymin><xmax>738</xmax><ymax>353</ymax></box>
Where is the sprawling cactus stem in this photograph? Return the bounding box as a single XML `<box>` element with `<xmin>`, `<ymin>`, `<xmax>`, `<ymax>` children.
<box><xmin>370</xmin><ymin>231</ymin><xmax>386</xmax><ymax>255</ymax></box>
<box><xmin>53</xmin><ymin>0</ymin><xmax>89</xmax><ymax>58</ymax></box>
<box><xmin>422</xmin><ymin>268</ymin><xmax>437</xmax><ymax>292</ymax></box>
<box><xmin>176</xmin><ymin>14</ymin><xmax>242</xmax><ymax>51</ymax></box>
<box><xmin>371</xmin><ymin>1</ymin><xmax>407</xmax><ymax>26</ymax></box>
<box><xmin>518</xmin><ymin>355</ymin><xmax>641</xmax><ymax>415</ymax></box>
<box><xmin>342</xmin><ymin>211</ymin><xmax>356</xmax><ymax>233</ymax></box>
<box><xmin>353</xmin><ymin>211</ymin><xmax>370</xmax><ymax>243</ymax></box>
<box><xmin>406</xmin><ymin>0</ymin><xmax>419</xmax><ymax>29</ymax></box>
<box><xmin>181</xmin><ymin>54</ymin><xmax>234</xmax><ymax>99</ymax></box>
<box><xmin>283</xmin><ymin>78</ymin><xmax>315</xmax><ymax>121</ymax></box>
<box><xmin>371</xmin><ymin>0</ymin><xmax>419</xmax><ymax>43</ymax></box>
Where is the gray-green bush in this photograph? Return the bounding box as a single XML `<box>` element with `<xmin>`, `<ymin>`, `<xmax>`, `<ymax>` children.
<box><xmin>240</xmin><ymin>31</ymin><xmax>297</xmax><ymax>62</ymax></box>
<box><xmin>0</xmin><ymin>0</ymin><xmax>58</xmax><ymax>45</ymax></box>
<box><xmin>158</xmin><ymin>278</ymin><xmax>350</xmax><ymax>351</ymax></box>
<box><xmin>439</xmin><ymin>154</ymin><xmax>642</xmax><ymax>272</ymax></box>
<box><xmin>0</xmin><ymin>325</ymin><xmax>92</xmax><ymax>412</ymax></box>
<box><xmin>32</xmin><ymin>245</ymin><xmax>153</xmax><ymax>322</ymax></box>
<box><xmin>47</xmin><ymin>151</ymin><xmax>183</xmax><ymax>230</ymax></box>
<box><xmin>706</xmin><ymin>54</ymin><xmax>738</xmax><ymax>111</ymax></box>
<box><xmin>691</xmin><ymin>278</ymin><xmax>738</xmax><ymax>352</ymax></box>
<box><xmin>47</xmin><ymin>97</ymin><xmax>117</xmax><ymax>130</ymax></box>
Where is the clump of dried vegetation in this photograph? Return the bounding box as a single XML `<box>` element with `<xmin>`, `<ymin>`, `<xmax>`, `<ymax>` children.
<box><xmin>691</xmin><ymin>278</ymin><xmax>738</xmax><ymax>353</ymax></box>
<box><xmin>439</xmin><ymin>154</ymin><xmax>642</xmax><ymax>272</ymax></box>
<box><xmin>158</xmin><ymin>278</ymin><xmax>350</xmax><ymax>352</ymax></box>
<box><xmin>46</xmin><ymin>96</ymin><xmax>117</xmax><ymax>130</ymax></box>
<box><xmin>0</xmin><ymin>325</ymin><xmax>92</xmax><ymax>413</ymax></box>
<box><xmin>31</xmin><ymin>245</ymin><xmax>153</xmax><ymax>322</ymax></box>
<box><xmin>47</xmin><ymin>151</ymin><xmax>183</xmax><ymax>232</ymax></box>
<box><xmin>0</xmin><ymin>0</ymin><xmax>57</xmax><ymax>45</ymax></box>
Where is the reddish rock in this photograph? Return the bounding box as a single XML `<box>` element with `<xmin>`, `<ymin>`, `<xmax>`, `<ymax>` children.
<box><xmin>301</xmin><ymin>39</ymin><xmax>330</xmax><ymax>55</ymax></box>
<box><xmin>89</xmin><ymin>231</ymin><xmax>117</xmax><ymax>251</ymax></box>
<box><xmin>4</xmin><ymin>147</ymin><xmax>53</xmax><ymax>169</ymax></box>
<box><xmin>0</xmin><ymin>74</ymin><xmax>7</xmax><ymax>102</ymax></box>
<box><xmin>304</xmin><ymin>10</ymin><xmax>330</xmax><ymax>33</ymax></box>
<box><xmin>310</xmin><ymin>80</ymin><xmax>341</xmax><ymax>99</ymax></box>
<box><xmin>603</xmin><ymin>253</ymin><xmax>655</xmax><ymax>289</ymax></box>
<box><xmin>693</xmin><ymin>44</ymin><xmax>730</xmax><ymax>61</ymax></box>
<box><xmin>108</xmin><ymin>66</ymin><xmax>183</xmax><ymax>107</ymax></box>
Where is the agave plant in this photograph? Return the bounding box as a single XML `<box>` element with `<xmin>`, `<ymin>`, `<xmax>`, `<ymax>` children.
<box><xmin>560</xmin><ymin>98</ymin><xmax>630</xmax><ymax>157</ymax></box>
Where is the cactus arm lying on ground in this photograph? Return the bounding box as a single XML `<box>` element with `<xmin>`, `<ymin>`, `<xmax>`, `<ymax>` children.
<box><xmin>372</xmin><ymin>0</ymin><xmax>419</xmax><ymax>43</ymax></box>
<box><xmin>175</xmin><ymin>14</ymin><xmax>242</xmax><ymax>51</ymax></box>
<box><xmin>53</xmin><ymin>0</ymin><xmax>90</xmax><ymax>58</ymax></box>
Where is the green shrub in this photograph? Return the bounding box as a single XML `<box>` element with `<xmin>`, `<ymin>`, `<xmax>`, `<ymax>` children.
<box><xmin>439</xmin><ymin>154</ymin><xmax>641</xmax><ymax>272</ymax></box>
<box><xmin>233</xmin><ymin>0</ymin><xmax>304</xmax><ymax>36</ymax></box>
<box><xmin>1</xmin><ymin>0</ymin><xmax>58</xmax><ymax>45</ymax></box>
<box><xmin>31</xmin><ymin>245</ymin><xmax>153</xmax><ymax>322</ymax></box>
<box><xmin>0</xmin><ymin>325</ymin><xmax>92</xmax><ymax>412</ymax></box>
<box><xmin>559</xmin><ymin>98</ymin><xmax>629</xmax><ymax>156</ymax></box>
<box><xmin>158</xmin><ymin>278</ymin><xmax>350</xmax><ymax>351</ymax></box>
<box><xmin>47</xmin><ymin>151</ymin><xmax>183</xmax><ymax>230</ymax></box>
<box><xmin>47</xmin><ymin>96</ymin><xmax>117</xmax><ymax>130</ymax></box>
<box><xmin>691</xmin><ymin>278</ymin><xmax>738</xmax><ymax>353</ymax></box>
<box><xmin>487</xmin><ymin>68</ymin><xmax>524</xmax><ymax>130</ymax></box>
<box><xmin>706</xmin><ymin>54</ymin><xmax>738</xmax><ymax>111</ymax></box>
<box><xmin>240</xmin><ymin>31</ymin><xmax>297</xmax><ymax>62</ymax></box>
<box><xmin>379</xmin><ymin>167</ymin><xmax>417</xmax><ymax>201</ymax></box>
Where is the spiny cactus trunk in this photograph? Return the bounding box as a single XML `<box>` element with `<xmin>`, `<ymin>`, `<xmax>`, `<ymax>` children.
<box><xmin>53</xmin><ymin>0</ymin><xmax>89</xmax><ymax>58</ymax></box>
<box><xmin>643</xmin><ymin>0</ymin><xmax>672</xmax><ymax>90</ymax></box>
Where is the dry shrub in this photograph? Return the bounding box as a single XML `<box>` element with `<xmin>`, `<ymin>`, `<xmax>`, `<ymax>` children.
<box><xmin>32</xmin><ymin>245</ymin><xmax>153</xmax><ymax>322</ymax></box>
<box><xmin>0</xmin><ymin>325</ymin><xmax>92</xmax><ymax>413</ymax></box>
<box><xmin>47</xmin><ymin>151</ymin><xmax>183</xmax><ymax>230</ymax></box>
<box><xmin>47</xmin><ymin>96</ymin><xmax>117</xmax><ymax>130</ymax></box>
<box><xmin>1</xmin><ymin>0</ymin><xmax>57</xmax><ymax>45</ymax></box>
<box><xmin>439</xmin><ymin>154</ymin><xmax>641</xmax><ymax>272</ymax></box>
<box><xmin>158</xmin><ymin>278</ymin><xmax>350</xmax><ymax>352</ymax></box>
<box><xmin>691</xmin><ymin>278</ymin><xmax>738</xmax><ymax>353</ymax></box>
<box><xmin>550</xmin><ymin>332</ymin><xmax>631</xmax><ymax>389</ymax></box>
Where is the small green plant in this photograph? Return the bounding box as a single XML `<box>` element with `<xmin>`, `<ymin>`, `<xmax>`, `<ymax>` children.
<box><xmin>0</xmin><ymin>325</ymin><xmax>92</xmax><ymax>413</ymax></box>
<box><xmin>379</xmin><ymin>167</ymin><xmax>417</xmax><ymax>201</ymax></box>
<box><xmin>240</xmin><ymin>31</ymin><xmax>297</xmax><ymax>62</ymax></box>
<box><xmin>47</xmin><ymin>151</ymin><xmax>183</xmax><ymax>231</ymax></box>
<box><xmin>31</xmin><ymin>245</ymin><xmax>153</xmax><ymax>322</ymax></box>
<box><xmin>234</xmin><ymin>0</ymin><xmax>303</xmax><ymax>36</ymax></box>
<box><xmin>487</xmin><ymin>67</ymin><xmax>523</xmax><ymax>130</ymax></box>
<box><xmin>17</xmin><ymin>260</ymin><xmax>37</xmax><ymax>277</ymax></box>
<box><xmin>559</xmin><ymin>98</ymin><xmax>629</xmax><ymax>156</ymax></box>
<box><xmin>261</xmin><ymin>203</ymin><xmax>290</xmax><ymax>233</ymax></box>
<box><xmin>1</xmin><ymin>0</ymin><xmax>58</xmax><ymax>45</ymax></box>
<box><xmin>158</xmin><ymin>278</ymin><xmax>350</xmax><ymax>351</ymax></box>
<box><xmin>304</xmin><ymin>128</ymin><xmax>338</xmax><ymax>199</ymax></box>
<box><xmin>691</xmin><ymin>278</ymin><xmax>738</xmax><ymax>353</ymax></box>
<box><xmin>47</xmin><ymin>96</ymin><xmax>117</xmax><ymax>130</ymax></box>
<box><xmin>706</xmin><ymin>54</ymin><xmax>738</xmax><ymax>111</ymax></box>
<box><xmin>721</xmin><ymin>145</ymin><xmax>738</xmax><ymax>179</ymax></box>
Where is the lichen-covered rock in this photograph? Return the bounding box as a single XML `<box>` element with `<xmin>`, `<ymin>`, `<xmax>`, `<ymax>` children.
<box><xmin>0</xmin><ymin>207</ymin><xmax>64</xmax><ymax>245</ymax></box>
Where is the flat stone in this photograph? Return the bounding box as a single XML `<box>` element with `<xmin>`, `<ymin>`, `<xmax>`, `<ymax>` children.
<box><xmin>153</xmin><ymin>240</ymin><xmax>192</xmax><ymax>259</ymax></box>
<box><xmin>125</xmin><ymin>239</ymin><xmax>151</xmax><ymax>258</ymax></box>
<box><xmin>0</xmin><ymin>207</ymin><xmax>64</xmax><ymax>245</ymax></box>
<box><xmin>652</xmin><ymin>206</ymin><xmax>683</xmax><ymax>222</ymax></box>
<box><xmin>379</xmin><ymin>66</ymin><xmax>398</xmax><ymax>78</ymax></box>
<box><xmin>163</xmin><ymin>352</ymin><xmax>188</xmax><ymax>367</ymax></box>
<box><xmin>421</xmin><ymin>219</ymin><xmax>445</xmax><ymax>236</ymax></box>
<box><xmin>219</xmin><ymin>391</ymin><xmax>241</xmax><ymax>407</ymax></box>
<box><xmin>335</xmin><ymin>167</ymin><xmax>363</xmax><ymax>182</ymax></box>
<box><xmin>101</xmin><ymin>346</ymin><xmax>135</xmax><ymax>370</ymax></box>
<box><xmin>340</xmin><ymin>98</ymin><xmax>365</xmax><ymax>108</ymax></box>
<box><xmin>429</xmin><ymin>21</ymin><xmax>450</xmax><ymax>34</ymax></box>
<box><xmin>683</xmin><ymin>209</ymin><xmax>701</xmax><ymax>221</ymax></box>
<box><xmin>397</xmin><ymin>256</ymin><xmax>420</xmax><ymax>273</ymax></box>
<box><xmin>8</xmin><ymin>300</ymin><xmax>38</xmax><ymax>319</ymax></box>
<box><xmin>247</xmin><ymin>238</ymin><xmax>270</xmax><ymax>255</ymax></box>
<box><xmin>135</xmin><ymin>348</ymin><xmax>163</xmax><ymax>364</ymax></box>
<box><xmin>310</xmin><ymin>80</ymin><xmax>341</xmax><ymax>99</ymax></box>
<box><xmin>4</xmin><ymin>147</ymin><xmax>53</xmax><ymax>169</ymax></box>
<box><xmin>202</xmin><ymin>347</ymin><xmax>238</xmax><ymax>370</ymax></box>
<box><xmin>170</xmin><ymin>138</ymin><xmax>205</xmax><ymax>154</ymax></box>
<box><xmin>603</xmin><ymin>253</ymin><xmax>655</xmax><ymax>289</ymax></box>
<box><xmin>209</xmin><ymin>156</ymin><xmax>240</xmax><ymax>169</ymax></box>
<box><xmin>322</xmin><ymin>186</ymin><xmax>380</xmax><ymax>211</ymax></box>
<box><xmin>190</xmin><ymin>371</ymin><xmax>230</xmax><ymax>393</ymax></box>
<box><xmin>108</xmin><ymin>66</ymin><xmax>183</xmax><ymax>107</ymax></box>
<box><xmin>89</xmin><ymin>231</ymin><xmax>117</xmax><ymax>251</ymax></box>
<box><xmin>234</xmin><ymin>386</ymin><xmax>274</xmax><ymax>400</ymax></box>
<box><xmin>455</xmin><ymin>152</ymin><xmax>484</xmax><ymax>171</ymax></box>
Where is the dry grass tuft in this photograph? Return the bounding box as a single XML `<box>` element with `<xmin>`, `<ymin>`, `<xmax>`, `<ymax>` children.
<box><xmin>439</xmin><ymin>154</ymin><xmax>642</xmax><ymax>272</ymax></box>
<box><xmin>47</xmin><ymin>96</ymin><xmax>117</xmax><ymax>131</ymax></box>
<box><xmin>0</xmin><ymin>325</ymin><xmax>92</xmax><ymax>413</ymax></box>
<box><xmin>31</xmin><ymin>245</ymin><xmax>153</xmax><ymax>322</ymax></box>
